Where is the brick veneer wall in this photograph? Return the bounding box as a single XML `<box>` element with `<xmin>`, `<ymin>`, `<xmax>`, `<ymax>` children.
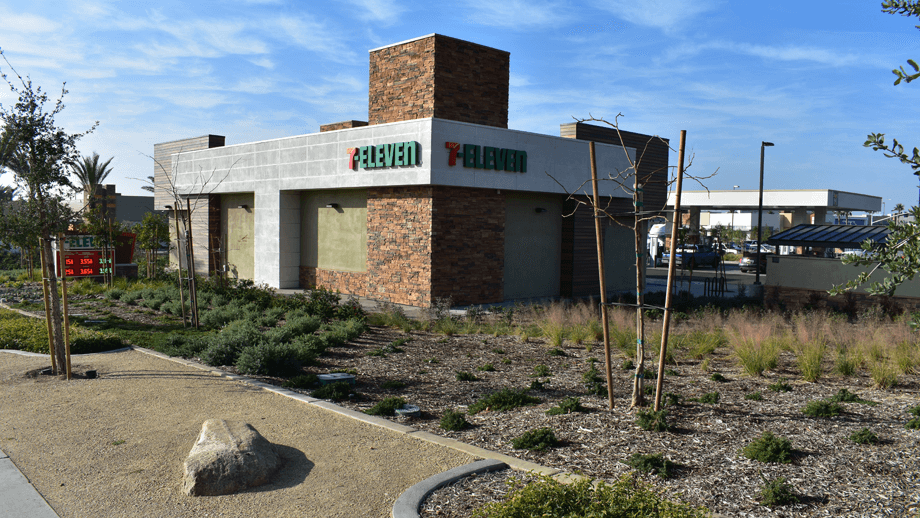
<box><xmin>430</xmin><ymin>187</ymin><xmax>504</xmax><ymax>305</ymax></box>
<box><xmin>366</xmin><ymin>186</ymin><xmax>434</xmax><ymax>306</ymax></box>
<box><xmin>320</xmin><ymin>120</ymin><xmax>368</xmax><ymax>133</ymax></box>
<box><xmin>368</xmin><ymin>34</ymin><xmax>509</xmax><ymax>128</ymax></box>
<box><xmin>300</xmin><ymin>267</ymin><xmax>369</xmax><ymax>297</ymax></box>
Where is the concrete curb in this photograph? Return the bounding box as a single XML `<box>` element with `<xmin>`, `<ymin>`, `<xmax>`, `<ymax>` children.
<box><xmin>391</xmin><ymin>459</ymin><xmax>507</xmax><ymax>518</ymax></box>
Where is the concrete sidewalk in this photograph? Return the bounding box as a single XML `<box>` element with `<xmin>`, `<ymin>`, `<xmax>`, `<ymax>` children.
<box><xmin>0</xmin><ymin>447</ymin><xmax>59</xmax><ymax>518</ymax></box>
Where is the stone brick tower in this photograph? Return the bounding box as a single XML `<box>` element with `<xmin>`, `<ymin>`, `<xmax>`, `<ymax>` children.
<box><xmin>367</xmin><ymin>34</ymin><xmax>510</xmax><ymax>128</ymax></box>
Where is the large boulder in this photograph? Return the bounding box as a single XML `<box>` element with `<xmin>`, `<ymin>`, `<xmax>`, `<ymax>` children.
<box><xmin>182</xmin><ymin>419</ymin><xmax>282</xmax><ymax>496</ymax></box>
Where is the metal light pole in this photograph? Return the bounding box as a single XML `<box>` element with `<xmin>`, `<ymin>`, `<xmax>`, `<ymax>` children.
<box><xmin>755</xmin><ymin>142</ymin><xmax>774</xmax><ymax>286</ymax></box>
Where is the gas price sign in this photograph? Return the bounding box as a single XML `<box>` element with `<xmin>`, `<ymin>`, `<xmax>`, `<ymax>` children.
<box><xmin>58</xmin><ymin>250</ymin><xmax>113</xmax><ymax>277</ymax></box>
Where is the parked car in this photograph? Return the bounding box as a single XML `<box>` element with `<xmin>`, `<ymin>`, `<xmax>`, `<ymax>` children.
<box><xmin>739</xmin><ymin>252</ymin><xmax>770</xmax><ymax>273</ymax></box>
<box><xmin>663</xmin><ymin>244</ymin><xmax>721</xmax><ymax>268</ymax></box>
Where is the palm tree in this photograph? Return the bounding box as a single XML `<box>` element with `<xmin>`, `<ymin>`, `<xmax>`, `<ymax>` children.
<box><xmin>893</xmin><ymin>203</ymin><xmax>905</xmax><ymax>215</ymax></box>
<box><xmin>71</xmin><ymin>152</ymin><xmax>114</xmax><ymax>213</ymax></box>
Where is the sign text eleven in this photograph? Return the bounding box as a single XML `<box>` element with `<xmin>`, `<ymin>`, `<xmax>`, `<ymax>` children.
<box><xmin>445</xmin><ymin>142</ymin><xmax>527</xmax><ymax>173</ymax></box>
<box><xmin>348</xmin><ymin>141</ymin><xmax>419</xmax><ymax>169</ymax></box>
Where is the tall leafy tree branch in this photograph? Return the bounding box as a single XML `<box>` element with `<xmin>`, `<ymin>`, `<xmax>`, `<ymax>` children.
<box><xmin>0</xmin><ymin>49</ymin><xmax>97</xmax><ymax>373</ymax></box>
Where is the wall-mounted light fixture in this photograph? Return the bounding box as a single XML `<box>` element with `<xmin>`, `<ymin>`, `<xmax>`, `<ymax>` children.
<box><xmin>326</xmin><ymin>203</ymin><xmax>340</xmax><ymax>209</ymax></box>
<box><xmin>164</xmin><ymin>205</ymin><xmax>172</xmax><ymax>210</ymax></box>
<box><xmin>535</xmin><ymin>207</ymin><xmax>547</xmax><ymax>213</ymax></box>
<box><xmin>237</xmin><ymin>204</ymin><xmax>249</xmax><ymax>209</ymax></box>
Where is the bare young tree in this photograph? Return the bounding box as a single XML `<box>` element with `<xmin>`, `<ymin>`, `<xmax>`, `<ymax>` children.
<box><xmin>552</xmin><ymin>114</ymin><xmax>714</xmax><ymax>409</ymax></box>
<box><xmin>134</xmin><ymin>150</ymin><xmax>236</xmax><ymax>327</ymax></box>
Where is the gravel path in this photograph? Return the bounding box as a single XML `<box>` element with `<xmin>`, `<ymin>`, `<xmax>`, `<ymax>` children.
<box><xmin>0</xmin><ymin>349</ymin><xmax>475</xmax><ymax>518</ymax></box>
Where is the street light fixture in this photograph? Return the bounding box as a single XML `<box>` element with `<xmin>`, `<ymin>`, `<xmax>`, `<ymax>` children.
<box><xmin>755</xmin><ymin>142</ymin><xmax>774</xmax><ymax>286</ymax></box>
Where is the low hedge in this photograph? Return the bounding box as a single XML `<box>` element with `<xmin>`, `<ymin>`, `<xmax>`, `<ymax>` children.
<box><xmin>0</xmin><ymin>309</ymin><xmax>124</xmax><ymax>354</ymax></box>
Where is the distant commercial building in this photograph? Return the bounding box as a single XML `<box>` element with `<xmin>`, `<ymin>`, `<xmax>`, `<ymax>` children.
<box><xmin>154</xmin><ymin>34</ymin><xmax>669</xmax><ymax>307</ymax></box>
<box><xmin>68</xmin><ymin>184</ymin><xmax>156</xmax><ymax>227</ymax></box>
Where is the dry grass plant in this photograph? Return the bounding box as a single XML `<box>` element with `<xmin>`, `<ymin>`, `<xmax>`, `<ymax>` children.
<box><xmin>727</xmin><ymin>312</ymin><xmax>779</xmax><ymax>376</ymax></box>
<box><xmin>792</xmin><ymin>313</ymin><xmax>827</xmax><ymax>382</ymax></box>
<box><xmin>869</xmin><ymin>359</ymin><xmax>899</xmax><ymax>389</ymax></box>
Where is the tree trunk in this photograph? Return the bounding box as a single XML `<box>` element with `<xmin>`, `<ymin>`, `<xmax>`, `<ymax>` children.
<box><xmin>41</xmin><ymin>235</ymin><xmax>66</xmax><ymax>374</ymax></box>
<box><xmin>631</xmin><ymin>185</ymin><xmax>647</xmax><ymax>408</ymax></box>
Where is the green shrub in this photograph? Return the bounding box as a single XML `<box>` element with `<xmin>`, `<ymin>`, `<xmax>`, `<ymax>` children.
<box><xmin>200</xmin><ymin>305</ymin><xmax>247</xmax><ymax>329</ymax></box>
<box><xmin>303</xmin><ymin>287</ymin><xmax>341</xmax><ymax>321</ymax></box>
<box><xmin>663</xmin><ymin>392</ymin><xmax>682</xmax><ymax>407</ymax></box>
<box><xmin>624</xmin><ymin>453</ymin><xmax>677</xmax><ymax>479</ymax></box>
<box><xmin>529</xmin><ymin>379</ymin><xmax>546</xmax><ymax>391</ymax></box>
<box><xmin>759</xmin><ymin>476</ymin><xmax>798</xmax><ymax>507</ymax></box>
<box><xmin>281</xmin><ymin>374</ymin><xmax>319</xmax><ymax>389</ymax></box>
<box><xmin>909</xmin><ymin>405</ymin><xmax>920</xmax><ymax>417</ymax></box>
<box><xmin>694</xmin><ymin>392</ymin><xmax>720</xmax><ymax>404</ymax></box>
<box><xmin>478</xmin><ymin>363</ymin><xmax>496</xmax><ymax>372</ymax></box>
<box><xmin>745</xmin><ymin>391</ymin><xmax>763</xmax><ymax>401</ymax></box>
<box><xmin>235</xmin><ymin>341</ymin><xmax>302</xmax><ymax>377</ymax></box>
<box><xmin>511</xmin><ymin>427</ymin><xmax>559</xmax><ymax>451</ymax></box>
<box><xmin>533</xmin><ymin>364</ymin><xmax>551</xmax><ymax>377</ymax></box>
<box><xmin>545</xmin><ymin>396</ymin><xmax>587</xmax><ymax>416</ymax></box>
<box><xmin>827</xmin><ymin>388</ymin><xmax>875</xmax><ymax>405</ymax></box>
<box><xmin>311</xmin><ymin>381</ymin><xmax>355</xmax><ymax>401</ymax></box>
<box><xmin>104</xmin><ymin>288</ymin><xmax>125</xmax><ymax>301</ymax></box>
<box><xmin>119</xmin><ymin>290</ymin><xmax>140</xmax><ymax>305</ymax></box>
<box><xmin>365</xmin><ymin>396</ymin><xmax>407</xmax><ymax>416</ymax></box>
<box><xmin>468</xmin><ymin>388</ymin><xmax>539</xmax><ymax>414</ymax></box>
<box><xmin>547</xmin><ymin>347</ymin><xmax>566</xmax><ymax>356</ymax></box>
<box><xmin>906</xmin><ymin>417</ymin><xmax>920</xmax><ymax>430</ymax></box>
<box><xmin>768</xmin><ymin>379</ymin><xmax>792</xmax><ymax>392</ymax></box>
<box><xmin>271</xmin><ymin>314</ymin><xmax>322</xmax><ymax>343</ymax></box>
<box><xmin>849</xmin><ymin>428</ymin><xmax>880</xmax><ymax>445</ymax></box>
<box><xmin>456</xmin><ymin>371</ymin><xmax>479</xmax><ymax>382</ymax></box>
<box><xmin>440</xmin><ymin>410</ymin><xmax>469</xmax><ymax>431</ymax></box>
<box><xmin>709</xmin><ymin>372</ymin><xmax>727</xmax><ymax>382</ymax></box>
<box><xmin>801</xmin><ymin>400</ymin><xmax>843</xmax><ymax>418</ymax></box>
<box><xmin>288</xmin><ymin>334</ymin><xmax>325</xmax><ymax>364</ymax></box>
<box><xmin>200</xmin><ymin>341</ymin><xmax>240</xmax><ymax>366</ymax></box>
<box><xmin>622</xmin><ymin>359</ymin><xmax>635</xmax><ymax>370</ymax></box>
<box><xmin>381</xmin><ymin>379</ymin><xmax>406</xmax><ymax>390</ymax></box>
<box><xmin>158</xmin><ymin>334</ymin><xmax>210</xmax><ymax>357</ymax></box>
<box><xmin>742</xmin><ymin>431</ymin><xmax>794</xmax><ymax>463</ymax></box>
<box><xmin>256</xmin><ymin>306</ymin><xmax>286</xmax><ymax>328</ymax></box>
<box><xmin>636</xmin><ymin>408</ymin><xmax>669</xmax><ymax>432</ymax></box>
<box><xmin>69</xmin><ymin>332</ymin><xmax>125</xmax><ymax>354</ymax></box>
<box><xmin>472</xmin><ymin>474</ymin><xmax>709</xmax><ymax>518</ymax></box>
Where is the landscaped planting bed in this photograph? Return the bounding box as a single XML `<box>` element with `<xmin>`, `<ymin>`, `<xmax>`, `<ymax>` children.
<box><xmin>4</xmin><ymin>278</ymin><xmax>919</xmax><ymax>517</ymax></box>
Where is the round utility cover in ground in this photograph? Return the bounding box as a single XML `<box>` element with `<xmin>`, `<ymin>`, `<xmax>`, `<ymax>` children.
<box><xmin>395</xmin><ymin>404</ymin><xmax>421</xmax><ymax>417</ymax></box>
<box><xmin>318</xmin><ymin>373</ymin><xmax>356</xmax><ymax>385</ymax></box>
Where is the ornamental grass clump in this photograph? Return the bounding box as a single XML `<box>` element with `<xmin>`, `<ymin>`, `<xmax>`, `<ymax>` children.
<box><xmin>624</xmin><ymin>453</ymin><xmax>677</xmax><ymax>479</ymax></box>
<box><xmin>742</xmin><ymin>431</ymin><xmax>794</xmax><ymax>463</ymax></box>
<box><xmin>468</xmin><ymin>388</ymin><xmax>539</xmax><ymax>414</ymax></box>
<box><xmin>511</xmin><ymin>427</ymin><xmax>559</xmax><ymax>451</ymax></box>
<box><xmin>768</xmin><ymin>378</ymin><xmax>792</xmax><ymax>392</ymax></box>
<box><xmin>439</xmin><ymin>410</ymin><xmax>469</xmax><ymax>431</ymax></box>
<box><xmin>471</xmin><ymin>474</ymin><xmax>709</xmax><ymax>518</ymax></box>
<box><xmin>694</xmin><ymin>392</ymin><xmax>720</xmax><ymax>404</ymax></box>
<box><xmin>827</xmin><ymin>388</ymin><xmax>876</xmax><ymax>405</ymax></box>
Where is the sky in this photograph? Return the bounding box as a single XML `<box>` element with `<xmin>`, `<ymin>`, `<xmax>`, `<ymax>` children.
<box><xmin>1</xmin><ymin>0</ymin><xmax>918</xmax><ymax>213</ymax></box>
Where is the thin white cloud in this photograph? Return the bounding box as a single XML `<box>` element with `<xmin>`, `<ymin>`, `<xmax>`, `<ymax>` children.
<box><xmin>666</xmin><ymin>40</ymin><xmax>860</xmax><ymax>67</ymax></box>
<box><xmin>596</xmin><ymin>0</ymin><xmax>721</xmax><ymax>33</ymax></box>
<box><xmin>345</xmin><ymin>0</ymin><xmax>406</xmax><ymax>24</ymax></box>
<box><xmin>0</xmin><ymin>9</ymin><xmax>60</xmax><ymax>33</ymax></box>
<box><xmin>249</xmin><ymin>57</ymin><xmax>275</xmax><ymax>69</ymax></box>
<box><xmin>460</xmin><ymin>0</ymin><xmax>573</xmax><ymax>28</ymax></box>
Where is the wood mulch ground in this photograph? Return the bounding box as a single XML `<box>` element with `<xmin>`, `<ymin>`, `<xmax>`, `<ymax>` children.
<box><xmin>34</xmin><ymin>296</ymin><xmax>920</xmax><ymax>517</ymax></box>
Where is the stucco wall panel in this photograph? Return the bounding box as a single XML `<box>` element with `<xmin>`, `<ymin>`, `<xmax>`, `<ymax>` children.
<box><xmin>300</xmin><ymin>189</ymin><xmax>368</xmax><ymax>273</ymax></box>
<box><xmin>503</xmin><ymin>192</ymin><xmax>562</xmax><ymax>300</ymax></box>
